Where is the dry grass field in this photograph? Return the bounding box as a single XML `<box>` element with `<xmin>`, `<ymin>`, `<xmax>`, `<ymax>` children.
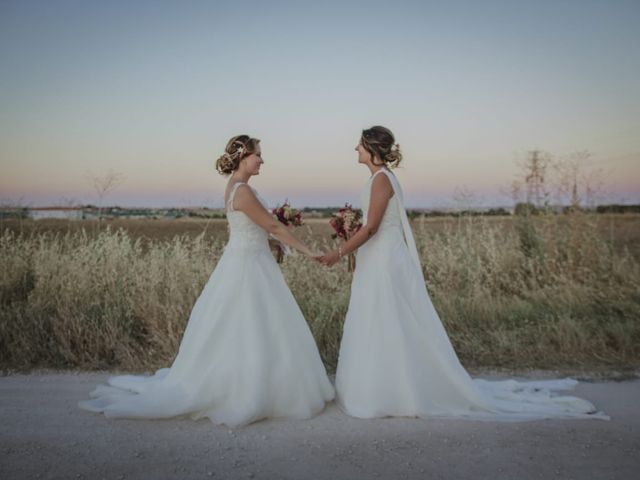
<box><xmin>1</xmin><ymin>212</ymin><xmax>638</xmax><ymax>374</ymax></box>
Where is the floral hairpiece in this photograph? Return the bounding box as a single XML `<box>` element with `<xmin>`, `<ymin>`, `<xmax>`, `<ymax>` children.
<box><xmin>232</xmin><ymin>141</ymin><xmax>246</xmax><ymax>156</ymax></box>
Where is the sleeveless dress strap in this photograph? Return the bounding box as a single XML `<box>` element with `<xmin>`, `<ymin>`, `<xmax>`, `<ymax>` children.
<box><xmin>376</xmin><ymin>169</ymin><xmax>422</xmax><ymax>272</ymax></box>
<box><xmin>370</xmin><ymin>168</ymin><xmax>388</xmax><ymax>181</ymax></box>
<box><xmin>226</xmin><ymin>182</ymin><xmax>246</xmax><ymax>213</ymax></box>
<box><xmin>370</xmin><ymin>168</ymin><xmax>395</xmax><ymax>199</ymax></box>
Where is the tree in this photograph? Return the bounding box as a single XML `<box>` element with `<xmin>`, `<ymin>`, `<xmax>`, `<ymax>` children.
<box><xmin>451</xmin><ymin>184</ymin><xmax>479</xmax><ymax>213</ymax></box>
<box><xmin>85</xmin><ymin>169</ymin><xmax>125</xmax><ymax>221</ymax></box>
<box><xmin>552</xmin><ymin>150</ymin><xmax>607</xmax><ymax>210</ymax></box>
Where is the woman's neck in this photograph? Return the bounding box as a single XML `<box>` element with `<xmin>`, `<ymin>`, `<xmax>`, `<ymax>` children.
<box><xmin>367</xmin><ymin>163</ymin><xmax>388</xmax><ymax>176</ymax></box>
<box><xmin>230</xmin><ymin>171</ymin><xmax>251</xmax><ymax>183</ymax></box>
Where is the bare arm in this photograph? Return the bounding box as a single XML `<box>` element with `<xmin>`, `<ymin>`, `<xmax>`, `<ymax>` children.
<box><xmin>233</xmin><ymin>185</ymin><xmax>319</xmax><ymax>257</ymax></box>
<box><xmin>321</xmin><ymin>173</ymin><xmax>394</xmax><ymax>266</ymax></box>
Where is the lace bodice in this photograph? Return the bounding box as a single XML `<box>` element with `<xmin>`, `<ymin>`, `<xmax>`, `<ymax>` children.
<box><xmin>224</xmin><ymin>182</ymin><xmax>270</xmax><ymax>252</ymax></box>
<box><xmin>360</xmin><ymin>169</ymin><xmax>403</xmax><ymax>232</ymax></box>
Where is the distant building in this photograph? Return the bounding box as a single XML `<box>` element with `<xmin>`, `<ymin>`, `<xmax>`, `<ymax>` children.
<box><xmin>28</xmin><ymin>207</ymin><xmax>84</xmax><ymax>220</ymax></box>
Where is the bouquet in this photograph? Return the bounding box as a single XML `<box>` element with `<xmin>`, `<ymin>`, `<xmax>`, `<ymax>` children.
<box><xmin>271</xmin><ymin>200</ymin><xmax>304</xmax><ymax>263</ymax></box>
<box><xmin>329</xmin><ymin>203</ymin><xmax>363</xmax><ymax>272</ymax></box>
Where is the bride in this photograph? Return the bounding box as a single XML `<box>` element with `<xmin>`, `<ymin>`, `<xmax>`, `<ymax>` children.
<box><xmin>320</xmin><ymin>125</ymin><xmax>610</xmax><ymax>422</ymax></box>
<box><xmin>78</xmin><ymin>134</ymin><xmax>335</xmax><ymax>427</ymax></box>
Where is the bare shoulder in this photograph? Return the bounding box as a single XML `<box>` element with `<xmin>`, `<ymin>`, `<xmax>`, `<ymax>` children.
<box><xmin>232</xmin><ymin>183</ymin><xmax>260</xmax><ymax>209</ymax></box>
<box><xmin>371</xmin><ymin>171</ymin><xmax>394</xmax><ymax>197</ymax></box>
<box><xmin>232</xmin><ymin>182</ymin><xmax>252</xmax><ymax>196</ymax></box>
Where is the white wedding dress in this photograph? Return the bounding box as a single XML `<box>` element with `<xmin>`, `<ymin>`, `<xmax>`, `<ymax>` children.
<box><xmin>78</xmin><ymin>182</ymin><xmax>335</xmax><ymax>427</ymax></box>
<box><xmin>334</xmin><ymin>168</ymin><xmax>610</xmax><ymax>422</ymax></box>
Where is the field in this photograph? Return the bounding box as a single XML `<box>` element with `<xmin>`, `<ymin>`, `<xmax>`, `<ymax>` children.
<box><xmin>1</xmin><ymin>213</ymin><xmax>639</xmax><ymax>374</ymax></box>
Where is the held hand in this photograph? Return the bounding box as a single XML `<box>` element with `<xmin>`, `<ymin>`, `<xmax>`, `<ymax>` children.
<box><xmin>308</xmin><ymin>248</ymin><xmax>327</xmax><ymax>263</ymax></box>
<box><xmin>305</xmin><ymin>250</ymin><xmax>324</xmax><ymax>261</ymax></box>
<box><xmin>302</xmin><ymin>247</ymin><xmax>323</xmax><ymax>260</ymax></box>
<box><xmin>320</xmin><ymin>250</ymin><xmax>341</xmax><ymax>267</ymax></box>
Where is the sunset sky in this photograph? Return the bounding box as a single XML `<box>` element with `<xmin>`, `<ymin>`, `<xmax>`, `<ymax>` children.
<box><xmin>1</xmin><ymin>0</ymin><xmax>639</xmax><ymax>208</ymax></box>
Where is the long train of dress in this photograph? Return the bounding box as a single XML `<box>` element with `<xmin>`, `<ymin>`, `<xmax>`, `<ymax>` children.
<box><xmin>334</xmin><ymin>168</ymin><xmax>610</xmax><ymax>422</ymax></box>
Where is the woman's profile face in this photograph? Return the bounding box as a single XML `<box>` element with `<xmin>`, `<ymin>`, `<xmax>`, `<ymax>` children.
<box><xmin>242</xmin><ymin>147</ymin><xmax>264</xmax><ymax>175</ymax></box>
<box><xmin>355</xmin><ymin>141</ymin><xmax>371</xmax><ymax>165</ymax></box>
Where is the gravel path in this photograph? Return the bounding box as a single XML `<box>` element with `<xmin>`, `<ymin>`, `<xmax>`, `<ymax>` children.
<box><xmin>1</xmin><ymin>370</ymin><xmax>639</xmax><ymax>479</ymax></box>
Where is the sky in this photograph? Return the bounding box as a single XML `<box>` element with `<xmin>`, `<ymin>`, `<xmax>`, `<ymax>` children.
<box><xmin>1</xmin><ymin>0</ymin><xmax>639</xmax><ymax>208</ymax></box>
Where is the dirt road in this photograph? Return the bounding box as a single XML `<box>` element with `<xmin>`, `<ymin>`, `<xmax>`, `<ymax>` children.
<box><xmin>1</xmin><ymin>370</ymin><xmax>639</xmax><ymax>479</ymax></box>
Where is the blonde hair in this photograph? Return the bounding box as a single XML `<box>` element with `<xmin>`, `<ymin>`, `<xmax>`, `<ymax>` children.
<box><xmin>215</xmin><ymin>135</ymin><xmax>261</xmax><ymax>175</ymax></box>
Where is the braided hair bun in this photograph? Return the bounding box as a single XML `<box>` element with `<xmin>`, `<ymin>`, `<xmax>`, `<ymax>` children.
<box><xmin>215</xmin><ymin>135</ymin><xmax>261</xmax><ymax>175</ymax></box>
<box><xmin>360</xmin><ymin>126</ymin><xmax>402</xmax><ymax>168</ymax></box>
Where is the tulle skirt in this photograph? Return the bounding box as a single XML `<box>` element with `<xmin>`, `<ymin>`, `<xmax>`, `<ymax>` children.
<box><xmin>78</xmin><ymin>243</ymin><xmax>335</xmax><ymax>427</ymax></box>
